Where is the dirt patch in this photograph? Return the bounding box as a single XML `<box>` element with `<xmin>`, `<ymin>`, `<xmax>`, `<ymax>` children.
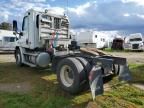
<box><xmin>0</xmin><ymin>54</ymin><xmax>15</xmax><ymax>63</ymax></box>
<box><xmin>0</xmin><ymin>82</ymin><xmax>31</xmax><ymax>93</ymax></box>
<box><xmin>104</xmin><ymin>84</ymin><xmax>111</xmax><ymax>91</ymax></box>
<box><xmin>132</xmin><ymin>83</ymin><xmax>144</xmax><ymax>90</ymax></box>
<box><xmin>86</xmin><ymin>102</ymin><xmax>100</xmax><ymax>108</ymax></box>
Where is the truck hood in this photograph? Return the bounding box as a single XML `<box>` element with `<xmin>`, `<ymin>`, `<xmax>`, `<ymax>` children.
<box><xmin>129</xmin><ymin>41</ymin><xmax>143</xmax><ymax>44</ymax></box>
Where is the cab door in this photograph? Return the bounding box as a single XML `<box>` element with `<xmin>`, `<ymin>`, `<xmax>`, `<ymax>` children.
<box><xmin>18</xmin><ymin>16</ymin><xmax>29</xmax><ymax>48</ymax></box>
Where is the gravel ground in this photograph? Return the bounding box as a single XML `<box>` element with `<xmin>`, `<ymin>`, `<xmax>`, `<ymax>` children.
<box><xmin>0</xmin><ymin>51</ymin><xmax>144</xmax><ymax>64</ymax></box>
<box><xmin>105</xmin><ymin>51</ymin><xmax>144</xmax><ymax>64</ymax></box>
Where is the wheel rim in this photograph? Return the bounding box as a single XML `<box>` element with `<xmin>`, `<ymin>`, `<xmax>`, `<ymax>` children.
<box><xmin>60</xmin><ymin>65</ymin><xmax>74</xmax><ymax>87</ymax></box>
<box><xmin>16</xmin><ymin>53</ymin><xmax>20</xmax><ymax>65</ymax></box>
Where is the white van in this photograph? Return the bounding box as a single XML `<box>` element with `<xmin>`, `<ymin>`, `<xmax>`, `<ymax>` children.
<box><xmin>124</xmin><ymin>33</ymin><xmax>144</xmax><ymax>51</ymax></box>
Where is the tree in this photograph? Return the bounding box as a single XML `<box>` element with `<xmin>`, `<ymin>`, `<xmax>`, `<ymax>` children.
<box><xmin>0</xmin><ymin>22</ymin><xmax>12</xmax><ymax>30</ymax></box>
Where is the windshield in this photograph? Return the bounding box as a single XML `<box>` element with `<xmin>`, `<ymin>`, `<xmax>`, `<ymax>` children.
<box><xmin>129</xmin><ymin>38</ymin><xmax>142</xmax><ymax>41</ymax></box>
<box><xmin>4</xmin><ymin>37</ymin><xmax>16</xmax><ymax>42</ymax></box>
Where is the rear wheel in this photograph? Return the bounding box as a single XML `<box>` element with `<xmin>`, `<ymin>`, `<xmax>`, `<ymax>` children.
<box><xmin>76</xmin><ymin>57</ymin><xmax>91</xmax><ymax>75</ymax></box>
<box><xmin>57</xmin><ymin>57</ymin><xmax>86</xmax><ymax>94</ymax></box>
<box><xmin>15</xmin><ymin>49</ymin><xmax>23</xmax><ymax>66</ymax></box>
<box><xmin>76</xmin><ymin>57</ymin><xmax>92</xmax><ymax>89</ymax></box>
<box><xmin>60</xmin><ymin>65</ymin><xmax>74</xmax><ymax>87</ymax></box>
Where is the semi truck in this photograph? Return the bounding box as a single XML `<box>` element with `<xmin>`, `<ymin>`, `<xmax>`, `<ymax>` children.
<box><xmin>13</xmin><ymin>9</ymin><xmax>131</xmax><ymax>99</ymax></box>
<box><xmin>0</xmin><ymin>30</ymin><xmax>16</xmax><ymax>51</ymax></box>
<box><xmin>124</xmin><ymin>33</ymin><xmax>144</xmax><ymax>51</ymax></box>
<box><xmin>75</xmin><ymin>31</ymin><xmax>106</xmax><ymax>49</ymax></box>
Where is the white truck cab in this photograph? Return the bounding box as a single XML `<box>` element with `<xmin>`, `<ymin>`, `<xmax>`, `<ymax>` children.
<box><xmin>124</xmin><ymin>33</ymin><xmax>144</xmax><ymax>51</ymax></box>
<box><xmin>13</xmin><ymin>9</ymin><xmax>70</xmax><ymax>67</ymax></box>
<box><xmin>16</xmin><ymin>9</ymin><xmax>70</xmax><ymax>49</ymax></box>
<box><xmin>0</xmin><ymin>30</ymin><xmax>16</xmax><ymax>51</ymax></box>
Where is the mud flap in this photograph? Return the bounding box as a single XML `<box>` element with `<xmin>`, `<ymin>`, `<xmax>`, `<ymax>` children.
<box><xmin>89</xmin><ymin>66</ymin><xmax>103</xmax><ymax>100</ymax></box>
<box><xmin>118</xmin><ymin>64</ymin><xmax>132</xmax><ymax>81</ymax></box>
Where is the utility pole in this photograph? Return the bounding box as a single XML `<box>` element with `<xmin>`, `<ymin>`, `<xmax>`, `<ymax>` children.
<box><xmin>66</xmin><ymin>0</ymin><xmax>69</xmax><ymax>16</ymax></box>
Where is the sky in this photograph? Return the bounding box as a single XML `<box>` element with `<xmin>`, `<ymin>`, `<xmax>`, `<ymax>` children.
<box><xmin>0</xmin><ymin>0</ymin><xmax>144</xmax><ymax>34</ymax></box>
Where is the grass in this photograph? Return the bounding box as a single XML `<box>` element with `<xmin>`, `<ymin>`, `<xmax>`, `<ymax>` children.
<box><xmin>0</xmin><ymin>92</ymin><xmax>71</xmax><ymax>108</ymax></box>
<box><xmin>0</xmin><ymin>60</ymin><xmax>144</xmax><ymax>108</ymax></box>
<box><xmin>129</xmin><ymin>64</ymin><xmax>144</xmax><ymax>83</ymax></box>
<box><xmin>94</xmin><ymin>84</ymin><xmax>144</xmax><ymax>108</ymax></box>
<box><xmin>0</xmin><ymin>62</ymin><xmax>91</xmax><ymax>108</ymax></box>
<box><xmin>92</xmin><ymin>63</ymin><xmax>144</xmax><ymax>108</ymax></box>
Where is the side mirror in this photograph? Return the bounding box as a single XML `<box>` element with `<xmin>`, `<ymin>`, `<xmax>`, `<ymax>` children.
<box><xmin>36</xmin><ymin>15</ymin><xmax>39</xmax><ymax>28</ymax></box>
<box><xmin>19</xmin><ymin>32</ymin><xmax>23</xmax><ymax>36</ymax></box>
<box><xmin>13</xmin><ymin>20</ymin><xmax>18</xmax><ymax>32</ymax></box>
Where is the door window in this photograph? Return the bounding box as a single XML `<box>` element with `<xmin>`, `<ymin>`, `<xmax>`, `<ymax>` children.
<box><xmin>22</xmin><ymin>16</ymin><xmax>28</xmax><ymax>31</ymax></box>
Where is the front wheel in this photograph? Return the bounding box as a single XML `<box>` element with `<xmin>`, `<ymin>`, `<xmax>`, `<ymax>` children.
<box><xmin>15</xmin><ymin>49</ymin><xmax>23</xmax><ymax>66</ymax></box>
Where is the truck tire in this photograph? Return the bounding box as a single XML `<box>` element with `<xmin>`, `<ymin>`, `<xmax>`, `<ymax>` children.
<box><xmin>76</xmin><ymin>57</ymin><xmax>92</xmax><ymax>90</ymax></box>
<box><xmin>56</xmin><ymin>57</ymin><xmax>86</xmax><ymax>94</ymax></box>
<box><xmin>76</xmin><ymin>57</ymin><xmax>92</xmax><ymax>78</ymax></box>
<box><xmin>15</xmin><ymin>49</ymin><xmax>23</xmax><ymax>66</ymax></box>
